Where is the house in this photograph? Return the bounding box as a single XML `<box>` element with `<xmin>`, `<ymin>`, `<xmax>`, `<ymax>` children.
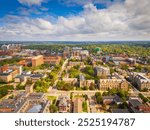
<box><xmin>114</xmin><ymin>95</ymin><xmax>122</xmax><ymax>105</ymax></box>
<box><xmin>102</xmin><ymin>95</ymin><xmax>123</xmax><ymax>105</ymax></box>
<box><xmin>102</xmin><ymin>96</ymin><xmax>114</xmax><ymax>105</ymax></box>
<box><xmin>128</xmin><ymin>98</ymin><xmax>142</xmax><ymax>113</ymax></box>
<box><xmin>138</xmin><ymin>105</ymin><xmax>150</xmax><ymax>113</ymax></box>
<box><xmin>58</xmin><ymin>95</ymin><xmax>70</xmax><ymax>113</ymax></box>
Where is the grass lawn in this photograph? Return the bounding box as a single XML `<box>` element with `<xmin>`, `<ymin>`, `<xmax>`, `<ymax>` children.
<box><xmin>47</xmin><ymin>96</ymin><xmax>57</xmax><ymax>101</ymax></box>
<box><xmin>47</xmin><ymin>96</ymin><xmax>57</xmax><ymax>104</ymax></box>
<box><xmin>74</xmin><ymin>94</ymin><xmax>83</xmax><ymax>98</ymax></box>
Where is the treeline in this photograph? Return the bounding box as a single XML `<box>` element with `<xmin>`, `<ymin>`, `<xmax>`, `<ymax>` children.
<box><xmin>22</xmin><ymin>43</ymin><xmax>150</xmax><ymax>57</ymax></box>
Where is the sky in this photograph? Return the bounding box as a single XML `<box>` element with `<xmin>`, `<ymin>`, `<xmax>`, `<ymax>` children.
<box><xmin>0</xmin><ymin>0</ymin><xmax>150</xmax><ymax>41</ymax></box>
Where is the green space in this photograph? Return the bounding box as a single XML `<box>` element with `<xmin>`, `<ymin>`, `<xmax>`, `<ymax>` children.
<box><xmin>69</xmin><ymin>67</ymin><xmax>80</xmax><ymax>78</ymax></box>
<box><xmin>0</xmin><ymin>85</ymin><xmax>14</xmax><ymax>99</ymax></box>
<box><xmin>16</xmin><ymin>83</ymin><xmax>25</xmax><ymax>90</ymax></box>
<box><xmin>47</xmin><ymin>96</ymin><xmax>57</xmax><ymax>104</ymax></box>
<box><xmin>95</xmin><ymin>92</ymin><xmax>103</xmax><ymax>104</ymax></box>
<box><xmin>0</xmin><ymin>58</ymin><xmax>22</xmax><ymax>66</ymax></box>
<box><xmin>102</xmin><ymin>88</ymin><xmax>128</xmax><ymax>101</ymax></box>
<box><xmin>82</xmin><ymin>101</ymin><xmax>88</xmax><ymax>112</ymax></box>
<box><xmin>74</xmin><ymin>94</ymin><xmax>83</xmax><ymax>98</ymax></box>
<box><xmin>49</xmin><ymin>104</ymin><xmax>58</xmax><ymax>113</ymax></box>
<box><xmin>138</xmin><ymin>93</ymin><xmax>149</xmax><ymax>103</ymax></box>
<box><xmin>57</xmin><ymin>81</ymin><xmax>74</xmax><ymax>91</ymax></box>
<box><xmin>34</xmin><ymin>78</ymin><xmax>50</xmax><ymax>93</ymax></box>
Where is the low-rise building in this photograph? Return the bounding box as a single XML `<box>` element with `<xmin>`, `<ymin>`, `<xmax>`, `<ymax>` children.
<box><xmin>68</xmin><ymin>61</ymin><xmax>84</xmax><ymax>68</ymax></box>
<box><xmin>62</xmin><ymin>78</ymin><xmax>78</xmax><ymax>85</ymax></box>
<box><xmin>129</xmin><ymin>72</ymin><xmax>150</xmax><ymax>91</ymax></box>
<box><xmin>99</xmin><ymin>73</ymin><xmax>128</xmax><ymax>91</ymax></box>
<box><xmin>30</xmin><ymin>74</ymin><xmax>46</xmax><ymax>82</ymax></box>
<box><xmin>58</xmin><ymin>95</ymin><xmax>70</xmax><ymax>113</ymax></box>
<box><xmin>0</xmin><ymin>92</ymin><xmax>50</xmax><ymax>113</ymax></box>
<box><xmin>44</xmin><ymin>56</ymin><xmax>62</xmax><ymax>65</ymax></box>
<box><xmin>79</xmin><ymin>74</ymin><xmax>95</xmax><ymax>88</ymax></box>
<box><xmin>102</xmin><ymin>96</ymin><xmax>114</xmax><ymax>105</ymax></box>
<box><xmin>95</xmin><ymin>66</ymin><xmax>110</xmax><ymax>77</ymax></box>
<box><xmin>0</xmin><ymin>65</ymin><xmax>22</xmax><ymax>82</ymax></box>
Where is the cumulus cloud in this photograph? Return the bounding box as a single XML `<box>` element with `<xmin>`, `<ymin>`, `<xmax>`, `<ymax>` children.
<box><xmin>18</xmin><ymin>0</ymin><xmax>47</xmax><ymax>6</ymax></box>
<box><xmin>0</xmin><ymin>0</ymin><xmax>150</xmax><ymax>41</ymax></box>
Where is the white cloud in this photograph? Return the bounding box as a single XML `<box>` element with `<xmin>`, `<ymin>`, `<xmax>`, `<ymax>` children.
<box><xmin>18</xmin><ymin>0</ymin><xmax>46</xmax><ymax>6</ymax></box>
<box><xmin>0</xmin><ymin>0</ymin><xmax>150</xmax><ymax>41</ymax></box>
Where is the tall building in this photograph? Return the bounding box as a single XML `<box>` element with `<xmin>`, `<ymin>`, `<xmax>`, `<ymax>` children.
<box><xmin>73</xmin><ymin>98</ymin><xmax>83</xmax><ymax>113</ymax></box>
<box><xmin>25</xmin><ymin>83</ymin><xmax>34</xmax><ymax>94</ymax></box>
<box><xmin>63</xmin><ymin>47</ymin><xmax>70</xmax><ymax>59</ymax></box>
<box><xmin>32</xmin><ymin>55</ymin><xmax>44</xmax><ymax>67</ymax></box>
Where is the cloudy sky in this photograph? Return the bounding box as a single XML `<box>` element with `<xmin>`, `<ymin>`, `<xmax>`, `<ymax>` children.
<box><xmin>0</xmin><ymin>0</ymin><xmax>150</xmax><ymax>41</ymax></box>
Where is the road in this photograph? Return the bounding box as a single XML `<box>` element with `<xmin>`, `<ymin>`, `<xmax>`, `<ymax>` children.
<box><xmin>49</xmin><ymin>58</ymin><xmax>68</xmax><ymax>89</ymax></box>
<box><xmin>47</xmin><ymin>90</ymin><xmax>103</xmax><ymax>97</ymax></box>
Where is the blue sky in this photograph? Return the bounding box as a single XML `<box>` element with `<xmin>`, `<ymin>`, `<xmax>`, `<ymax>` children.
<box><xmin>0</xmin><ymin>0</ymin><xmax>112</xmax><ymax>18</ymax></box>
<box><xmin>0</xmin><ymin>0</ymin><xmax>149</xmax><ymax>41</ymax></box>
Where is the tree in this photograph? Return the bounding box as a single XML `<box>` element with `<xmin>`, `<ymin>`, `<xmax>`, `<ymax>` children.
<box><xmin>82</xmin><ymin>101</ymin><xmax>88</xmax><ymax>112</ymax></box>
<box><xmin>117</xmin><ymin>90</ymin><xmax>128</xmax><ymax>101</ymax></box>
<box><xmin>49</xmin><ymin>104</ymin><xmax>58</xmax><ymax>113</ymax></box>
<box><xmin>70</xmin><ymin>92</ymin><xmax>73</xmax><ymax>100</ymax></box>
<box><xmin>102</xmin><ymin>92</ymin><xmax>109</xmax><ymax>96</ymax></box>
<box><xmin>95</xmin><ymin>92</ymin><xmax>101</xmax><ymax>98</ymax></box>
<box><xmin>83</xmin><ymin>94</ymin><xmax>88</xmax><ymax>101</ymax></box>
<box><xmin>139</xmin><ymin>93</ymin><xmax>148</xmax><ymax>103</ymax></box>
<box><xmin>89</xmin><ymin>85</ymin><xmax>95</xmax><ymax>90</ymax></box>
<box><xmin>142</xmin><ymin>88</ymin><xmax>148</xmax><ymax>92</ymax></box>
<box><xmin>110</xmin><ymin>68</ymin><xmax>115</xmax><ymax>74</ymax></box>
<box><xmin>57</xmin><ymin>81</ymin><xmax>74</xmax><ymax>91</ymax></box>
<box><xmin>83</xmin><ymin>86</ymin><xmax>88</xmax><ymax>90</ymax></box>
<box><xmin>97</xmin><ymin>96</ymin><xmax>103</xmax><ymax>104</ymax></box>
<box><xmin>118</xmin><ymin>102</ymin><xmax>128</xmax><ymax>109</ymax></box>
<box><xmin>16</xmin><ymin>84</ymin><xmax>25</xmax><ymax>90</ymax></box>
<box><xmin>34</xmin><ymin>78</ymin><xmax>49</xmax><ymax>93</ymax></box>
<box><xmin>95</xmin><ymin>92</ymin><xmax>103</xmax><ymax>104</ymax></box>
<box><xmin>0</xmin><ymin>85</ymin><xmax>14</xmax><ymax>99</ymax></box>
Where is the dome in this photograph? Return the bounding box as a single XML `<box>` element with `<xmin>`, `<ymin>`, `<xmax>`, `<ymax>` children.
<box><xmin>95</xmin><ymin>47</ymin><xmax>101</xmax><ymax>52</ymax></box>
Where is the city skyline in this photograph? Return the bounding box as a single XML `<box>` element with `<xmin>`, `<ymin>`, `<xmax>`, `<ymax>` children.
<box><xmin>0</xmin><ymin>0</ymin><xmax>150</xmax><ymax>41</ymax></box>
